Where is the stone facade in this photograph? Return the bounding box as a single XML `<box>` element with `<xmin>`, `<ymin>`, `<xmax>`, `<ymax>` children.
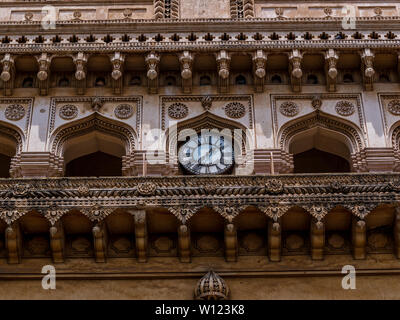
<box><xmin>0</xmin><ymin>0</ymin><xmax>400</xmax><ymax>299</ymax></box>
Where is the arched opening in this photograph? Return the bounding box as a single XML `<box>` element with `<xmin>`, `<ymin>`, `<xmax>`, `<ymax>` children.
<box><xmin>51</xmin><ymin>114</ymin><xmax>137</xmax><ymax>177</ymax></box>
<box><xmin>129</xmin><ymin>75</ymin><xmax>141</xmax><ymax>86</ymax></box>
<box><xmin>271</xmin><ymin>74</ymin><xmax>282</xmax><ymax>84</ymax></box>
<box><xmin>325</xmin><ymin>207</ymin><xmax>352</xmax><ymax>255</ymax></box>
<box><xmin>200</xmin><ymin>75</ymin><xmax>211</xmax><ymax>86</ymax></box>
<box><xmin>63</xmin><ymin>131</ymin><xmax>125</xmax><ymax>177</ymax></box>
<box><xmin>58</xmin><ymin>77</ymin><xmax>70</xmax><ymax>87</ymax></box>
<box><xmin>94</xmin><ymin>76</ymin><xmax>106</xmax><ymax>87</ymax></box>
<box><xmin>22</xmin><ymin>77</ymin><xmax>34</xmax><ymax>88</ymax></box>
<box><xmin>105</xmin><ymin>210</ymin><xmax>135</xmax><ymax>258</ymax></box>
<box><xmin>343</xmin><ymin>73</ymin><xmax>354</xmax><ymax>83</ymax></box>
<box><xmin>235</xmin><ymin>75</ymin><xmax>246</xmax><ymax>85</ymax></box>
<box><xmin>281</xmin><ymin>207</ymin><xmax>311</xmax><ymax>256</ymax></box>
<box><xmin>289</xmin><ymin>127</ymin><xmax>352</xmax><ymax>173</ymax></box>
<box><xmin>0</xmin><ymin>129</ymin><xmax>20</xmax><ymax>178</ymax></box>
<box><xmin>306</xmin><ymin>74</ymin><xmax>318</xmax><ymax>84</ymax></box>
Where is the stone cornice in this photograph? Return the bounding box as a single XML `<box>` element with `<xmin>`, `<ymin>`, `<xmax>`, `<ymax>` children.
<box><xmin>0</xmin><ymin>39</ymin><xmax>399</xmax><ymax>54</ymax></box>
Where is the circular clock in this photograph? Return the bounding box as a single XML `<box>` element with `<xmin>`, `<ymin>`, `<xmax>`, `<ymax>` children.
<box><xmin>178</xmin><ymin>133</ymin><xmax>234</xmax><ymax>175</ymax></box>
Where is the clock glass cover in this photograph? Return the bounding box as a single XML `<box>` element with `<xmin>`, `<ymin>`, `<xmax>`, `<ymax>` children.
<box><xmin>178</xmin><ymin>133</ymin><xmax>234</xmax><ymax>175</ymax></box>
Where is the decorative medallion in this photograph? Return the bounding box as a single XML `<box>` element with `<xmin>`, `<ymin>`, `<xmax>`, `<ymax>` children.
<box><xmin>123</xmin><ymin>8</ymin><xmax>133</xmax><ymax>18</ymax></box>
<box><xmin>275</xmin><ymin>7</ymin><xmax>284</xmax><ymax>17</ymax></box>
<box><xmin>323</xmin><ymin>7</ymin><xmax>333</xmax><ymax>17</ymax></box>
<box><xmin>73</xmin><ymin>11</ymin><xmax>82</xmax><ymax>19</ymax></box>
<box><xmin>5</xmin><ymin>104</ymin><xmax>25</xmax><ymax>121</ymax></box>
<box><xmin>335</xmin><ymin>101</ymin><xmax>355</xmax><ymax>116</ymax></box>
<box><xmin>77</xmin><ymin>185</ymin><xmax>90</xmax><ymax>196</ymax></box>
<box><xmin>387</xmin><ymin>100</ymin><xmax>400</xmax><ymax>115</ymax></box>
<box><xmin>265</xmin><ymin>179</ymin><xmax>284</xmax><ymax>194</ymax></box>
<box><xmin>374</xmin><ymin>7</ymin><xmax>382</xmax><ymax>16</ymax></box>
<box><xmin>59</xmin><ymin>104</ymin><xmax>78</xmax><ymax>120</ymax></box>
<box><xmin>137</xmin><ymin>182</ymin><xmax>157</xmax><ymax>196</ymax></box>
<box><xmin>91</xmin><ymin>97</ymin><xmax>104</xmax><ymax>111</ymax></box>
<box><xmin>279</xmin><ymin>101</ymin><xmax>299</xmax><ymax>117</ymax></box>
<box><xmin>167</xmin><ymin>102</ymin><xmax>188</xmax><ymax>119</ymax></box>
<box><xmin>115</xmin><ymin>104</ymin><xmax>134</xmax><ymax>119</ymax></box>
<box><xmin>225</xmin><ymin>102</ymin><xmax>246</xmax><ymax>119</ymax></box>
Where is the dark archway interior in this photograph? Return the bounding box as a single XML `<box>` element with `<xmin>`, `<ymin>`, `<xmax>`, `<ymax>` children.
<box><xmin>65</xmin><ymin>151</ymin><xmax>122</xmax><ymax>177</ymax></box>
<box><xmin>0</xmin><ymin>153</ymin><xmax>11</xmax><ymax>178</ymax></box>
<box><xmin>293</xmin><ymin>148</ymin><xmax>350</xmax><ymax>173</ymax></box>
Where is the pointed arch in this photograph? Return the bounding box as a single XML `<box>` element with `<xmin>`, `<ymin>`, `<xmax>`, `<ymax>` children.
<box><xmin>0</xmin><ymin>120</ymin><xmax>25</xmax><ymax>155</ymax></box>
<box><xmin>278</xmin><ymin>111</ymin><xmax>364</xmax><ymax>154</ymax></box>
<box><xmin>390</xmin><ymin>120</ymin><xmax>400</xmax><ymax>150</ymax></box>
<box><xmin>165</xmin><ymin>111</ymin><xmax>252</xmax><ymax>156</ymax></box>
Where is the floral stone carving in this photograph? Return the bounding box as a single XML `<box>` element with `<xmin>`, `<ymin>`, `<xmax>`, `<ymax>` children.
<box><xmin>167</xmin><ymin>103</ymin><xmax>188</xmax><ymax>119</ymax></box>
<box><xmin>5</xmin><ymin>104</ymin><xmax>25</xmax><ymax>121</ymax></box>
<box><xmin>335</xmin><ymin>101</ymin><xmax>355</xmax><ymax>116</ymax></box>
<box><xmin>59</xmin><ymin>104</ymin><xmax>78</xmax><ymax>120</ymax></box>
<box><xmin>115</xmin><ymin>104</ymin><xmax>134</xmax><ymax>119</ymax></box>
<box><xmin>388</xmin><ymin>100</ymin><xmax>400</xmax><ymax>115</ymax></box>
<box><xmin>225</xmin><ymin>102</ymin><xmax>246</xmax><ymax>119</ymax></box>
<box><xmin>279</xmin><ymin>102</ymin><xmax>299</xmax><ymax>117</ymax></box>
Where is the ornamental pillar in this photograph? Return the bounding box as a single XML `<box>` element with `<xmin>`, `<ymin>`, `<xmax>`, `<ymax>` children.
<box><xmin>5</xmin><ymin>222</ymin><xmax>22</xmax><ymax>264</ymax></box>
<box><xmin>110</xmin><ymin>52</ymin><xmax>125</xmax><ymax>94</ymax></box>
<box><xmin>50</xmin><ymin>220</ymin><xmax>65</xmax><ymax>263</ymax></box>
<box><xmin>179</xmin><ymin>51</ymin><xmax>194</xmax><ymax>93</ymax></box>
<box><xmin>1</xmin><ymin>54</ymin><xmax>15</xmax><ymax>96</ymax></box>
<box><xmin>92</xmin><ymin>222</ymin><xmax>108</xmax><ymax>263</ymax></box>
<box><xmin>73</xmin><ymin>52</ymin><xmax>88</xmax><ymax>95</ymax></box>
<box><xmin>268</xmin><ymin>219</ymin><xmax>281</xmax><ymax>262</ymax></box>
<box><xmin>178</xmin><ymin>224</ymin><xmax>191</xmax><ymax>263</ymax></box>
<box><xmin>288</xmin><ymin>49</ymin><xmax>303</xmax><ymax>92</ymax></box>
<box><xmin>224</xmin><ymin>223</ymin><xmax>237</xmax><ymax>262</ymax></box>
<box><xmin>361</xmin><ymin>48</ymin><xmax>375</xmax><ymax>91</ymax></box>
<box><xmin>352</xmin><ymin>217</ymin><xmax>366</xmax><ymax>259</ymax></box>
<box><xmin>145</xmin><ymin>51</ymin><xmax>160</xmax><ymax>94</ymax></box>
<box><xmin>252</xmin><ymin>50</ymin><xmax>267</xmax><ymax>93</ymax></box>
<box><xmin>36</xmin><ymin>53</ymin><xmax>51</xmax><ymax>96</ymax></box>
<box><xmin>325</xmin><ymin>49</ymin><xmax>339</xmax><ymax>92</ymax></box>
<box><xmin>310</xmin><ymin>218</ymin><xmax>325</xmax><ymax>260</ymax></box>
<box><xmin>216</xmin><ymin>50</ymin><xmax>231</xmax><ymax>93</ymax></box>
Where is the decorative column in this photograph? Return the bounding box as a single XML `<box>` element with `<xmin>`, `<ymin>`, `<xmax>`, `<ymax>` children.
<box><xmin>179</xmin><ymin>51</ymin><xmax>193</xmax><ymax>93</ymax></box>
<box><xmin>325</xmin><ymin>49</ymin><xmax>338</xmax><ymax>92</ymax></box>
<box><xmin>268</xmin><ymin>219</ymin><xmax>281</xmax><ymax>262</ymax></box>
<box><xmin>310</xmin><ymin>218</ymin><xmax>325</xmax><ymax>260</ymax></box>
<box><xmin>133</xmin><ymin>209</ymin><xmax>148</xmax><ymax>262</ymax></box>
<box><xmin>73</xmin><ymin>52</ymin><xmax>87</xmax><ymax>95</ymax></box>
<box><xmin>110</xmin><ymin>52</ymin><xmax>125</xmax><ymax>94</ymax></box>
<box><xmin>92</xmin><ymin>222</ymin><xmax>107</xmax><ymax>263</ymax></box>
<box><xmin>352</xmin><ymin>217</ymin><xmax>366</xmax><ymax>259</ymax></box>
<box><xmin>36</xmin><ymin>53</ymin><xmax>51</xmax><ymax>96</ymax></box>
<box><xmin>5</xmin><ymin>222</ymin><xmax>21</xmax><ymax>264</ymax></box>
<box><xmin>1</xmin><ymin>54</ymin><xmax>15</xmax><ymax>96</ymax></box>
<box><xmin>178</xmin><ymin>224</ymin><xmax>191</xmax><ymax>263</ymax></box>
<box><xmin>361</xmin><ymin>48</ymin><xmax>375</xmax><ymax>91</ymax></box>
<box><xmin>288</xmin><ymin>49</ymin><xmax>303</xmax><ymax>92</ymax></box>
<box><xmin>49</xmin><ymin>221</ymin><xmax>65</xmax><ymax>263</ymax></box>
<box><xmin>145</xmin><ymin>51</ymin><xmax>160</xmax><ymax>94</ymax></box>
<box><xmin>216</xmin><ymin>50</ymin><xmax>231</xmax><ymax>93</ymax></box>
<box><xmin>224</xmin><ymin>223</ymin><xmax>237</xmax><ymax>262</ymax></box>
<box><xmin>394</xmin><ymin>207</ymin><xmax>400</xmax><ymax>259</ymax></box>
<box><xmin>252</xmin><ymin>50</ymin><xmax>267</xmax><ymax>93</ymax></box>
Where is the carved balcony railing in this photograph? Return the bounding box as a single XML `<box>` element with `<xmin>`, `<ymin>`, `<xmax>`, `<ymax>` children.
<box><xmin>0</xmin><ymin>173</ymin><xmax>399</xmax><ymax>225</ymax></box>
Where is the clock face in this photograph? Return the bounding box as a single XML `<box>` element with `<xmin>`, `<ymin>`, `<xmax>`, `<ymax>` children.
<box><xmin>178</xmin><ymin>133</ymin><xmax>234</xmax><ymax>175</ymax></box>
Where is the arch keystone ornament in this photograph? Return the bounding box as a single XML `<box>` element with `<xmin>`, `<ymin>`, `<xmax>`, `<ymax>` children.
<box><xmin>194</xmin><ymin>270</ymin><xmax>229</xmax><ymax>300</ymax></box>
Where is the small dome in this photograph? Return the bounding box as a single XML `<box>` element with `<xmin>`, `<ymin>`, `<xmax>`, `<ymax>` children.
<box><xmin>194</xmin><ymin>270</ymin><xmax>229</xmax><ymax>300</ymax></box>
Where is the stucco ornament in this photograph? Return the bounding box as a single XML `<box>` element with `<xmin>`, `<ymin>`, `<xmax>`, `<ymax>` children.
<box><xmin>5</xmin><ymin>104</ymin><xmax>25</xmax><ymax>121</ymax></box>
<box><xmin>335</xmin><ymin>101</ymin><xmax>355</xmax><ymax>116</ymax></box>
<box><xmin>115</xmin><ymin>104</ymin><xmax>134</xmax><ymax>119</ymax></box>
<box><xmin>201</xmin><ymin>96</ymin><xmax>213</xmax><ymax>111</ymax></box>
<box><xmin>24</xmin><ymin>12</ymin><xmax>33</xmax><ymax>21</ymax></box>
<box><xmin>225</xmin><ymin>102</ymin><xmax>246</xmax><ymax>119</ymax></box>
<box><xmin>311</xmin><ymin>96</ymin><xmax>322</xmax><ymax>110</ymax></box>
<box><xmin>265</xmin><ymin>179</ymin><xmax>284</xmax><ymax>194</ymax></box>
<box><xmin>279</xmin><ymin>101</ymin><xmax>299</xmax><ymax>117</ymax></box>
<box><xmin>137</xmin><ymin>182</ymin><xmax>157</xmax><ymax>196</ymax></box>
<box><xmin>59</xmin><ymin>104</ymin><xmax>78</xmax><ymax>120</ymax></box>
<box><xmin>388</xmin><ymin>100</ymin><xmax>400</xmax><ymax>115</ymax></box>
<box><xmin>123</xmin><ymin>8</ymin><xmax>133</xmax><ymax>18</ymax></box>
<box><xmin>168</xmin><ymin>103</ymin><xmax>188</xmax><ymax>119</ymax></box>
<box><xmin>194</xmin><ymin>270</ymin><xmax>229</xmax><ymax>300</ymax></box>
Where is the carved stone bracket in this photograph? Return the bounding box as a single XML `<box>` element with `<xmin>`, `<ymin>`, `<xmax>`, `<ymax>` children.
<box><xmin>352</xmin><ymin>217</ymin><xmax>366</xmax><ymax>259</ymax></box>
<box><xmin>216</xmin><ymin>50</ymin><xmax>231</xmax><ymax>93</ymax></box>
<box><xmin>145</xmin><ymin>51</ymin><xmax>160</xmax><ymax>94</ymax></box>
<box><xmin>50</xmin><ymin>220</ymin><xmax>65</xmax><ymax>263</ymax></box>
<box><xmin>5</xmin><ymin>222</ymin><xmax>22</xmax><ymax>264</ymax></box>
<box><xmin>110</xmin><ymin>52</ymin><xmax>125</xmax><ymax>94</ymax></box>
<box><xmin>81</xmin><ymin>204</ymin><xmax>114</xmax><ymax>222</ymax></box>
<box><xmin>36</xmin><ymin>53</ymin><xmax>51</xmax><ymax>96</ymax></box>
<box><xmin>213</xmin><ymin>205</ymin><xmax>245</xmax><ymax>223</ymax></box>
<box><xmin>289</xmin><ymin>49</ymin><xmax>303</xmax><ymax>92</ymax></box>
<box><xmin>92</xmin><ymin>222</ymin><xmax>108</xmax><ymax>263</ymax></box>
<box><xmin>343</xmin><ymin>203</ymin><xmax>377</xmax><ymax>219</ymax></box>
<box><xmin>168</xmin><ymin>205</ymin><xmax>199</xmax><ymax>224</ymax></box>
<box><xmin>1</xmin><ymin>54</ymin><xmax>15</xmax><ymax>96</ymax></box>
<box><xmin>224</xmin><ymin>223</ymin><xmax>237</xmax><ymax>262</ymax></box>
<box><xmin>260</xmin><ymin>204</ymin><xmax>290</xmax><ymax>221</ymax></box>
<box><xmin>310</xmin><ymin>218</ymin><xmax>324</xmax><ymax>260</ymax></box>
<box><xmin>252</xmin><ymin>50</ymin><xmax>267</xmax><ymax>93</ymax></box>
<box><xmin>178</xmin><ymin>224</ymin><xmax>191</xmax><ymax>263</ymax></box>
<box><xmin>179</xmin><ymin>51</ymin><xmax>194</xmax><ymax>93</ymax></box>
<box><xmin>302</xmin><ymin>204</ymin><xmax>331</xmax><ymax>221</ymax></box>
<box><xmin>73</xmin><ymin>52</ymin><xmax>88</xmax><ymax>95</ymax></box>
<box><xmin>132</xmin><ymin>209</ymin><xmax>148</xmax><ymax>263</ymax></box>
<box><xmin>361</xmin><ymin>48</ymin><xmax>375</xmax><ymax>91</ymax></box>
<box><xmin>45</xmin><ymin>205</ymin><xmax>69</xmax><ymax>225</ymax></box>
<box><xmin>325</xmin><ymin>49</ymin><xmax>338</xmax><ymax>92</ymax></box>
